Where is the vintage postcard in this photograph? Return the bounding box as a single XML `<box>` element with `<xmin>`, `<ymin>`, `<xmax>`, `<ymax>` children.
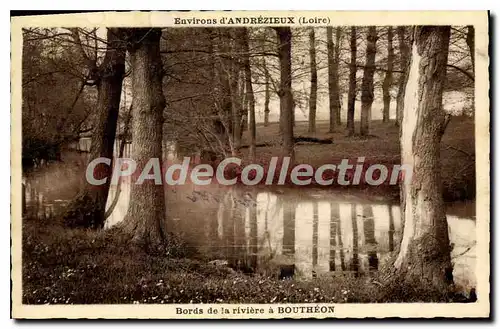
<box><xmin>11</xmin><ymin>11</ymin><xmax>490</xmax><ymax>319</ymax></box>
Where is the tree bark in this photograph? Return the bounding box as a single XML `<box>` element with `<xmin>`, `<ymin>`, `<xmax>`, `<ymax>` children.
<box><xmin>360</xmin><ymin>26</ymin><xmax>377</xmax><ymax>136</ymax></box>
<box><xmin>263</xmin><ymin>58</ymin><xmax>270</xmax><ymax>127</ymax></box>
<box><xmin>327</xmin><ymin>27</ymin><xmax>342</xmax><ymax>132</ymax></box>
<box><xmin>394</xmin><ymin>26</ymin><xmax>453</xmax><ymax>291</ymax></box>
<box><xmin>308</xmin><ymin>28</ymin><xmax>318</xmax><ymax>134</ymax></box>
<box><xmin>334</xmin><ymin>27</ymin><xmax>342</xmax><ymax>125</ymax></box>
<box><xmin>230</xmin><ymin>36</ymin><xmax>243</xmax><ymax>156</ymax></box>
<box><xmin>116</xmin><ymin>28</ymin><xmax>167</xmax><ymax>251</ymax></box>
<box><xmin>64</xmin><ymin>28</ymin><xmax>125</xmax><ymax>229</ymax></box>
<box><xmin>395</xmin><ymin>26</ymin><xmax>410</xmax><ymax>127</ymax></box>
<box><xmin>383</xmin><ymin>27</ymin><xmax>394</xmax><ymax>123</ymax></box>
<box><xmin>241</xmin><ymin>28</ymin><xmax>256</xmax><ymax>161</ymax></box>
<box><xmin>347</xmin><ymin>27</ymin><xmax>357</xmax><ymax>136</ymax></box>
<box><xmin>466</xmin><ymin>25</ymin><xmax>475</xmax><ymax>74</ymax></box>
<box><xmin>276</xmin><ymin>27</ymin><xmax>294</xmax><ymax>159</ymax></box>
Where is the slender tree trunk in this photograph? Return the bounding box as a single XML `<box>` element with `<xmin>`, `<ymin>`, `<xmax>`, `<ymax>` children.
<box><xmin>395</xmin><ymin>26</ymin><xmax>410</xmax><ymax>127</ymax></box>
<box><xmin>360</xmin><ymin>26</ymin><xmax>377</xmax><ymax>136</ymax></box>
<box><xmin>347</xmin><ymin>27</ymin><xmax>357</xmax><ymax>136</ymax></box>
<box><xmin>276</xmin><ymin>27</ymin><xmax>294</xmax><ymax>159</ymax></box>
<box><xmin>116</xmin><ymin>28</ymin><xmax>167</xmax><ymax>250</ymax></box>
<box><xmin>240</xmin><ymin>72</ymin><xmax>248</xmax><ymax>132</ymax></box>
<box><xmin>241</xmin><ymin>28</ymin><xmax>256</xmax><ymax>161</ymax></box>
<box><xmin>230</xmin><ymin>37</ymin><xmax>243</xmax><ymax>156</ymax></box>
<box><xmin>327</xmin><ymin>27</ymin><xmax>335</xmax><ymax>132</ymax></box>
<box><xmin>327</xmin><ymin>27</ymin><xmax>342</xmax><ymax>132</ymax></box>
<box><xmin>64</xmin><ymin>28</ymin><xmax>125</xmax><ymax>229</ymax></box>
<box><xmin>308</xmin><ymin>28</ymin><xmax>318</xmax><ymax>133</ymax></box>
<box><xmin>466</xmin><ymin>25</ymin><xmax>475</xmax><ymax>74</ymax></box>
<box><xmin>394</xmin><ymin>26</ymin><xmax>453</xmax><ymax>291</ymax></box>
<box><xmin>263</xmin><ymin>58</ymin><xmax>270</xmax><ymax>127</ymax></box>
<box><xmin>334</xmin><ymin>27</ymin><xmax>342</xmax><ymax>125</ymax></box>
<box><xmin>383</xmin><ymin>27</ymin><xmax>394</xmax><ymax>123</ymax></box>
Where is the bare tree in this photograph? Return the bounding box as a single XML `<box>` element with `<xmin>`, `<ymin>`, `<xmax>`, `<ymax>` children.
<box><xmin>241</xmin><ymin>28</ymin><xmax>257</xmax><ymax>161</ymax></box>
<box><xmin>347</xmin><ymin>27</ymin><xmax>357</xmax><ymax>136</ymax></box>
<box><xmin>64</xmin><ymin>28</ymin><xmax>126</xmax><ymax>229</ymax></box>
<box><xmin>327</xmin><ymin>27</ymin><xmax>342</xmax><ymax>132</ymax></box>
<box><xmin>360</xmin><ymin>27</ymin><xmax>378</xmax><ymax>136</ymax></box>
<box><xmin>466</xmin><ymin>25</ymin><xmax>475</xmax><ymax>73</ymax></box>
<box><xmin>115</xmin><ymin>28</ymin><xmax>167</xmax><ymax>250</ymax></box>
<box><xmin>308</xmin><ymin>28</ymin><xmax>318</xmax><ymax>134</ymax></box>
<box><xmin>395</xmin><ymin>26</ymin><xmax>410</xmax><ymax>127</ymax></box>
<box><xmin>394</xmin><ymin>26</ymin><xmax>453</xmax><ymax>291</ymax></box>
<box><xmin>275</xmin><ymin>27</ymin><xmax>294</xmax><ymax>159</ymax></box>
<box><xmin>383</xmin><ymin>26</ymin><xmax>394</xmax><ymax>123</ymax></box>
<box><xmin>263</xmin><ymin>57</ymin><xmax>271</xmax><ymax>127</ymax></box>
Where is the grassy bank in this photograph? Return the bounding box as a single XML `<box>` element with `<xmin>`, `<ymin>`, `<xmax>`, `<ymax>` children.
<box><xmin>22</xmin><ymin>219</ymin><xmax>473</xmax><ymax>305</ymax></box>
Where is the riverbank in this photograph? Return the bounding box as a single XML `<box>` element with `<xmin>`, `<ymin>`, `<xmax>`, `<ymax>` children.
<box><xmin>235</xmin><ymin>117</ymin><xmax>475</xmax><ymax>201</ymax></box>
<box><xmin>22</xmin><ymin>218</ymin><xmax>474</xmax><ymax>304</ymax></box>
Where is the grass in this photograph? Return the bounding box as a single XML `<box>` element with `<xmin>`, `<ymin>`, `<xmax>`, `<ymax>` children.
<box><xmin>23</xmin><ymin>218</ymin><xmax>472</xmax><ymax>305</ymax></box>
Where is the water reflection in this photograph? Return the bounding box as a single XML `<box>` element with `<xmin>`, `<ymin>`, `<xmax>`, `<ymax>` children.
<box><xmin>205</xmin><ymin>189</ymin><xmax>475</xmax><ymax>289</ymax></box>
<box><xmin>22</xmin><ymin>155</ymin><xmax>476</xmax><ymax>291</ymax></box>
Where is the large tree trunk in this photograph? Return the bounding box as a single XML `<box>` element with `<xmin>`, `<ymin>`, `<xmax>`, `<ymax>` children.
<box><xmin>276</xmin><ymin>27</ymin><xmax>294</xmax><ymax>159</ymax></box>
<box><xmin>466</xmin><ymin>25</ymin><xmax>475</xmax><ymax>74</ymax></box>
<box><xmin>308</xmin><ymin>28</ymin><xmax>318</xmax><ymax>134</ymax></box>
<box><xmin>212</xmin><ymin>29</ymin><xmax>235</xmax><ymax>153</ymax></box>
<box><xmin>327</xmin><ymin>27</ymin><xmax>342</xmax><ymax>133</ymax></box>
<box><xmin>263</xmin><ymin>58</ymin><xmax>270</xmax><ymax>127</ymax></box>
<box><xmin>395</xmin><ymin>26</ymin><xmax>410</xmax><ymax>127</ymax></box>
<box><xmin>241</xmin><ymin>28</ymin><xmax>256</xmax><ymax>161</ymax></box>
<box><xmin>347</xmin><ymin>27</ymin><xmax>357</xmax><ymax>136</ymax></box>
<box><xmin>116</xmin><ymin>28</ymin><xmax>167</xmax><ymax>251</ymax></box>
<box><xmin>383</xmin><ymin>27</ymin><xmax>394</xmax><ymax>123</ymax></box>
<box><xmin>394</xmin><ymin>26</ymin><xmax>453</xmax><ymax>291</ymax></box>
<box><xmin>64</xmin><ymin>28</ymin><xmax>125</xmax><ymax>229</ymax></box>
<box><xmin>360</xmin><ymin>26</ymin><xmax>377</xmax><ymax>136</ymax></box>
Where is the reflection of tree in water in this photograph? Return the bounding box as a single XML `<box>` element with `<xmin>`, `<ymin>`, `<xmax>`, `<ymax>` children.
<box><xmin>219</xmin><ymin>190</ymin><xmax>236</xmax><ymax>267</ymax></box>
<box><xmin>215</xmin><ymin>192</ymin><xmax>403</xmax><ymax>278</ymax></box>
<box><xmin>281</xmin><ymin>196</ymin><xmax>296</xmax><ymax>279</ymax></box>
<box><xmin>350</xmin><ymin>204</ymin><xmax>359</xmax><ymax>276</ymax></box>
<box><xmin>329</xmin><ymin>201</ymin><xmax>337</xmax><ymax>271</ymax></box>
<box><xmin>248</xmin><ymin>191</ymin><xmax>258</xmax><ymax>271</ymax></box>
<box><xmin>312</xmin><ymin>202</ymin><xmax>318</xmax><ymax>278</ymax></box>
<box><xmin>329</xmin><ymin>201</ymin><xmax>346</xmax><ymax>272</ymax></box>
<box><xmin>232</xmin><ymin>190</ymin><xmax>247</xmax><ymax>272</ymax></box>
<box><xmin>388</xmin><ymin>205</ymin><xmax>395</xmax><ymax>252</ymax></box>
<box><xmin>362</xmin><ymin>204</ymin><xmax>379</xmax><ymax>272</ymax></box>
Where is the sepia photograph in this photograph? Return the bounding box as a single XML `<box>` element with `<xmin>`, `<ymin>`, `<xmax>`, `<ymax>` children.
<box><xmin>10</xmin><ymin>11</ymin><xmax>490</xmax><ymax>319</ymax></box>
